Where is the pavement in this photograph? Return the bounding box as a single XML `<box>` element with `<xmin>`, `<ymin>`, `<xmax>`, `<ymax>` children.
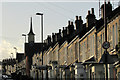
<box><xmin>0</xmin><ymin>72</ymin><xmax>2</xmax><ymax>80</ymax></box>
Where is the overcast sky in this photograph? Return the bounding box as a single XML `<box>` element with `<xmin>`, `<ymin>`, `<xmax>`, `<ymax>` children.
<box><xmin>0</xmin><ymin>0</ymin><xmax>119</xmax><ymax>61</ymax></box>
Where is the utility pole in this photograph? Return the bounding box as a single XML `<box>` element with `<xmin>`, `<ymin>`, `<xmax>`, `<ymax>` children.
<box><xmin>104</xmin><ymin>0</ymin><xmax>108</xmax><ymax>80</ymax></box>
<box><xmin>102</xmin><ymin>0</ymin><xmax>109</xmax><ymax>80</ymax></box>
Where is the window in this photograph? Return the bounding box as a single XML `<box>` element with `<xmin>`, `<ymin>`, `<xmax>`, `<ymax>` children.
<box><xmin>80</xmin><ymin>43</ymin><xmax>83</xmax><ymax>61</ymax></box>
<box><xmin>116</xmin><ymin>23</ymin><xmax>118</xmax><ymax>44</ymax></box>
<box><xmin>89</xmin><ymin>35</ymin><xmax>94</xmax><ymax>56</ymax></box>
<box><xmin>93</xmin><ymin>35</ymin><xmax>94</xmax><ymax>55</ymax></box>
<box><xmin>112</xmin><ymin>25</ymin><xmax>115</xmax><ymax>48</ymax></box>
<box><xmin>108</xmin><ymin>26</ymin><xmax>112</xmax><ymax>41</ymax></box>
<box><xmin>90</xmin><ymin>36</ymin><xmax>92</xmax><ymax>55</ymax></box>
<box><xmin>84</xmin><ymin>42</ymin><xmax>86</xmax><ymax>52</ymax></box>
<box><xmin>75</xmin><ymin>42</ymin><xmax>78</xmax><ymax>59</ymax></box>
<box><xmin>119</xmin><ymin>19</ymin><xmax>120</xmax><ymax>28</ymax></box>
<box><xmin>103</xmin><ymin>33</ymin><xmax>105</xmax><ymax>42</ymax></box>
<box><xmin>88</xmin><ymin>37</ymin><xmax>90</xmax><ymax>49</ymax></box>
<box><xmin>97</xmin><ymin>36</ymin><xmax>100</xmax><ymax>55</ymax></box>
<box><xmin>102</xmin><ymin>33</ymin><xmax>104</xmax><ymax>53</ymax></box>
<box><xmin>100</xmin><ymin>34</ymin><xmax>102</xmax><ymax>54</ymax></box>
<box><xmin>83</xmin><ymin>42</ymin><xmax>86</xmax><ymax>60</ymax></box>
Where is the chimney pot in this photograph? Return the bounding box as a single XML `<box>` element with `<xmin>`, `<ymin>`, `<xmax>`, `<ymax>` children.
<box><xmin>68</xmin><ymin>21</ymin><xmax>71</xmax><ymax>25</ymax></box>
<box><xmin>88</xmin><ymin>10</ymin><xmax>90</xmax><ymax>15</ymax></box>
<box><xmin>71</xmin><ymin>22</ymin><xmax>73</xmax><ymax>25</ymax></box>
<box><xmin>63</xmin><ymin>27</ymin><xmax>64</xmax><ymax>30</ymax></box>
<box><xmin>91</xmin><ymin>8</ymin><xmax>94</xmax><ymax>15</ymax></box>
<box><xmin>59</xmin><ymin>29</ymin><xmax>61</xmax><ymax>33</ymax></box>
<box><xmin>44</xmin><ymin>40</ymin><xmax>46</xmax><ymax>43</ymax></box>
<box><xmin>52</xmin><ymin>33</ymin><xmax>54</xmax><ymax>36</ymax></box>
<box><xmin>48</xmin><ymin>35</ymin><xmax>51</xmax><ymax>38</ymax></box>
<box><xmin>76</xmin><ymin>16</ymin><xmax>78</xmax><ymax>20</ymax></box>
<box><xmin>65</xmin><ymin>27</ymin><xmax>68</xmax><ymax>30</ymax></box>
<box><xmin>79</xmin><ymin>16</ymin><xmax>82</xmax><ymax>20</ymax></box>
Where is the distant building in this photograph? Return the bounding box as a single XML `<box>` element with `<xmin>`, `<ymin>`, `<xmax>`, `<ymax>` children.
<box><xmin>2</xmin><ymin>58</ymin><xmax>16</xmax><ymax>75</ymax></box>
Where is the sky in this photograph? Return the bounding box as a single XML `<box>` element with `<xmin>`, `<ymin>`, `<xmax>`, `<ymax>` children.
<box><xmin>0</xmin><ymin>0</ymin><xmax>120</xmax><ymax>61</ymax></box>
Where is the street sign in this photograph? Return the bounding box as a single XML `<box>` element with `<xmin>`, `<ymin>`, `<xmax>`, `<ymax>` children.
<box><xmin>102</xmin><ymin>41</ymin><xmax>110</xmax><ymax>49</ymax></box>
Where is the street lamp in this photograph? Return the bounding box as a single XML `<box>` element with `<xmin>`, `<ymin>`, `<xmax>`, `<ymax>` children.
<box><xmin>13</xmin><ymin>47</ymin><xmax>17</xmax><ymax>54</ymax></box>
<box><xmin>22</xmin><ymin>34</ymin><xmax>26</xmax><ymax>43</ymax></box>
<box><xmin>36</xmin><ymin>12</ymin><xmax>44</xmax><ymax>80</ymax></box>
<box><xmin>36</xmin><ymin>12</ymin><xmax>44</xmax><ymax>64</ymax></box>
<box><xmin>11</xmin><ymin>53</ymin><xmax>13</xmax><ymax>58</ymax></box>
<box><xmin>103</xmin><ymin>0</ymin><xmax>108</xmax><ymax>80</ymax></box>
<box><xmin>36</xmin><ymin>12</ymin><xmax>43</xmax><ymax>43</ymax></box>
<box><xmin>13</xmin><ymin>47</ymin><xmax>17</xmax><ymax>59</ymax></box>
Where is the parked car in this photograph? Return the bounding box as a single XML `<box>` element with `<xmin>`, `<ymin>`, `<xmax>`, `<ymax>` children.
<box><xmin>2</xmin><ymin>74</ymin><xmax>12</xmax><ymax>79</ymax></box>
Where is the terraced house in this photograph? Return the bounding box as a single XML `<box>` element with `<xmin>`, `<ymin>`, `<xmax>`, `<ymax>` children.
<box><xmin>28</xmin><ymin>1</ymin><xmax>120</xmax><ymax>79</ymax></box>
<box><xmin>2</xmin><ymin>1</ymin><xmax>120</xmax><ymax>80</ymax></box>
<box><xmin>31</xmin><ymin>2</ymin><xmax>120</xmax><ymax>79</ymax></box>
<box><xmin>32</xmin><ymin>2</ymin><xmax>119</xmax><ymax>79</ymax></box>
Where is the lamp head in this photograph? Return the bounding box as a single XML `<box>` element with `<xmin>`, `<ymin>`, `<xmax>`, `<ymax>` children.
<box><xmin>22</xmin><ymin>34</ymin><xmax>26</xmax><ymax>36</ymax></box>
<box><xmin>36</xmin><ymin>13</ymin><xmax>43</xmax><ymax>15</ymax></box>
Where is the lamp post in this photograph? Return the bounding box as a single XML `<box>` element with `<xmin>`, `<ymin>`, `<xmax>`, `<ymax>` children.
<box><xmin>36</xmin><ymin>12</ymin><xmax>43</xmax><ymax>43</ymax></box>
<box><xmin>36</xmin><ymin>12</ymin><xmax>44</xmax><ymax>80</ymax></box>
<box><xmin>103</xmin><ymin>0</ymin><xmax>108</xmax><ymax>80</ymax></box>
<box><xmin>22</xmin><ymin>34</ymin><xmax>26</xmax><ymax>43</ymax></box>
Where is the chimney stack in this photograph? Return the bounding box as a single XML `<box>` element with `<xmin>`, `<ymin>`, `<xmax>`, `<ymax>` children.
<box><xmin>76</xmin><ymin>16</ymin><xmax>78</xmax><ymax>20</ymax></box>
<box><xmin>71</xmin><ymin>22</ymin><xmax>73</xmax><ymax>25</ymax></box>
<box><xmin>55</xmin><ymin>33</ymin><xmax>57</xmax><ymax>42</ymax></box>
<box><xmin>52</xmin><ymin>33</ymin><xmax>55</xmax><ymax>43</ymax></box>
<box><xmin>52</xmin><ymin>33</ymin><xmax>54</xmax><ymax>36</ymax></box>
<box><xmin>59</xmin><ymin>29</ymin><xmax>61</xmax><ymax>34</ymax></box>
<box><xmin>79</xmin><ymin>16</ymin><xmax>82</xmax><ymax>20</ymax></box>
<box><xmin>63</xmin><ymin>27</ymin><xmax>65</xmax><ymax>30</ymax></box>
<box><xmin>86</xmin><ymin>8</ymin><xmax>96</xmax><ymax>28</ymax></box>
<box><xmin>75</xmin><ymin>16</ymin><xmax>83</xmax><ymax>32</ymax></box>
<box><xmin>91</xmin><ymin>8</ymin><xmax>94</xmax><ymax>15</ymax></box>
<box><xmin>68</xmin><ymin>21</ymin><xmax>71</xmax><ymax>25</ymax></box>
<box><xmin>47</xmin><ymin>35</ymin><xmax>51</xmax><ymax>45</ymax></box>
<box><xmin>54</xmin><ymin>32</ymin><xmax>62</xmax><ymax>42</ymax></box>
<box><xmin>62</xmin><ymin>27</ymin><xmax>67</xmax><ymax>37</ymax></box>
<box><xmin>67</xmin><ymin>21</ymin><xmax>74</xmax><ymax>35</ymax></box>
<box><xmin>101</xmin><ymin>1</ymin><xmax>112</xmax><ymax>19</ymax></box>
<box><xmin>56</xmin><ymin>30</ymin><xmax>62</xmax><ymax>41</ymax></box>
